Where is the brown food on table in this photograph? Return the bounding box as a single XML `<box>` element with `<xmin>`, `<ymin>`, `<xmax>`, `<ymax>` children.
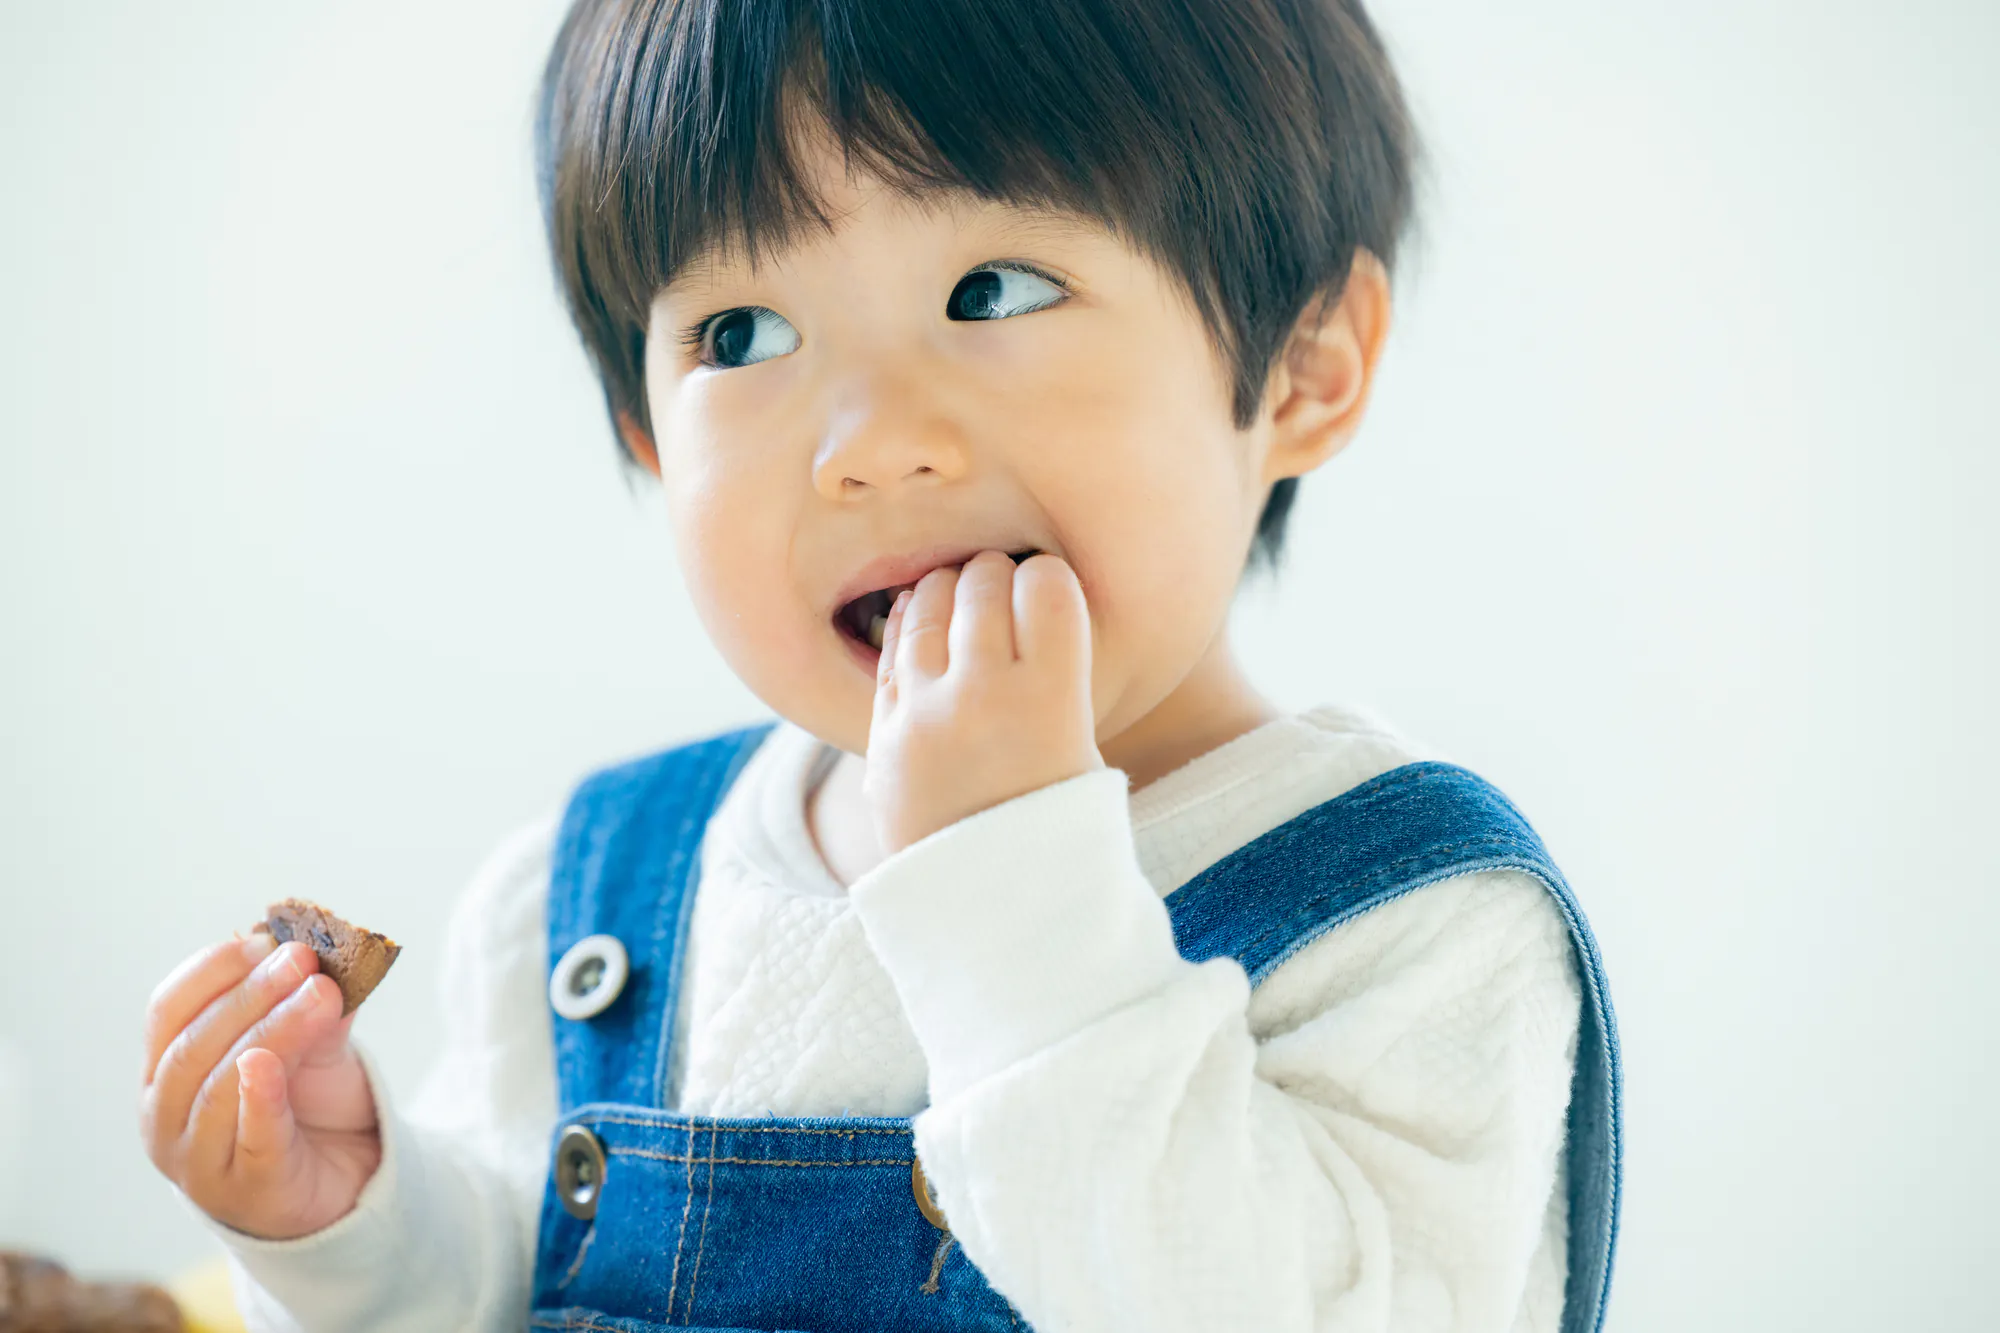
<box><xmin>0</xmin><ymin>1250</ymin><xmax>185</xmax><ymax>1331</ymax></box>
<box><xmin>252</xmin><ymin>897</ymin><xmax>401</xmax><ymax>1017</ymax></box>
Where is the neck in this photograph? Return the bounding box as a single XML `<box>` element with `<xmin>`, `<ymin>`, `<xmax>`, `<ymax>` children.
<box><xmin>1097</xmin><ymin>626</ymin><xmax>1284</xmax><ymax>793</ymax></box>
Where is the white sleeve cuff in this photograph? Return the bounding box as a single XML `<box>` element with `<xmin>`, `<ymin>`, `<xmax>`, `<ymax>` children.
<box><xmin>847</xmin><ymin>766</ymin><xmax>1195</xmax><ymax>1104</ymax></box>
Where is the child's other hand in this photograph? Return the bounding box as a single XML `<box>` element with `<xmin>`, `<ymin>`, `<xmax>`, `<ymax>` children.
<box><xmin>865</xmin><ymin>547</ymin><xmax>1104</xmax><ymax>854</ymax></box>
<box><xmin>139</xmin><ymin>930</ymin><xmax>381</xmax><ymax>1240</ymax></box>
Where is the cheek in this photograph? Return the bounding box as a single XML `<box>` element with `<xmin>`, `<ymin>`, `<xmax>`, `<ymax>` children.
<box><xmin>664</xmin><ymin>468</ymin><xmax>810</xmax><ymax>669</ymax></box>
<box><xmin>1015</xmin><ymin>351</ymin><xmax>1249</xmax><ymax>604</ymax></box>
<box><xmin>657</xmin><ymin>375</ymin><xmax>813</xmax><ymax>600</ymax></box>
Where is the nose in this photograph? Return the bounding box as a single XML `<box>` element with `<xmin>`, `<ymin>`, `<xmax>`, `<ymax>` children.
<box><xmin>812</xmin><ymin>373</ymin><xmax>971</xmax><ymax>501</ymax></box>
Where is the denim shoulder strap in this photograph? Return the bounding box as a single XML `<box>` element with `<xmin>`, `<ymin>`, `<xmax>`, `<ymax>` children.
<box><xmin>1162</xmin><ymin>760</ymin><xmax>1624</xmax><ymax>1333</ymax></box>
<box><xmin>545</xmin><ymin>719</ymin><xmax>777</xmax><ymax>1110</ymax></box>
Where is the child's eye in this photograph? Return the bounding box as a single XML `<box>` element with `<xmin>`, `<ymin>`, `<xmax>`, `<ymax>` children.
<box><xmin>677</xmin><ymin>261</ymin><xmax>1071</xmax><ymax>371</ymax></box>
<box><xmin>681</xmin><ymin>307</ymin><xmax>800</xmax><ymax>371</ymax></box>
<box><xmin>946</xmin><ymin>261</ymin><xmax>1070</xmax><ymax>321</ymax></box>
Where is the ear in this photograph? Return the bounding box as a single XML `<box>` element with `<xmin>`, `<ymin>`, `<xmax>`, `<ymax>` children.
<box><xmin>616</xmin><ymin>408</ymin><xmax>662</xmax><ymax>479</ymax></box>
<box><xmin>1258</xmin><ymin>249</ymin><xmax>1393</xmax><ymax>485</ymax></box>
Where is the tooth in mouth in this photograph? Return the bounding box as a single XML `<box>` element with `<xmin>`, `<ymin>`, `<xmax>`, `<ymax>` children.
<box><xmin>845</xmin><ymin>548</ymin><xmax>1041</xmax><ymax>652</ymax></box>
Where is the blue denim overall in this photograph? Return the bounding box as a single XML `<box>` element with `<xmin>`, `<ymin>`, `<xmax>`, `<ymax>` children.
<box><xmin>529</xmin><ymin>721</ymin><xmax>1624</xmax><ymax>1333</ymax></box>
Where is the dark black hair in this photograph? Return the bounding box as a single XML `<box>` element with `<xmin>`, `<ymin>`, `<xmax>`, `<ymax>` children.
<box><xmin>535</xmin><ymin>0</ymin><xmax>1423</xmax><ymax>579</ymax></box>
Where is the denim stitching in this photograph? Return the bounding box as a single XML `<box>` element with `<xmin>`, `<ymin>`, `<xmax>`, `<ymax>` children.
<box><xmin>684</xmin><ymin>1121</ymin><xmax>720</xmax><ymax>1323</ymax></box>
<box><xmin>1250</xmin><ymin>859</ymin><xmax>1565</xmax><ymax>992</ymax></box>
<box><xmin>662</xmin><ymin>1123</ymin><xmax>698</xmax><ymax>1321</ymax></box>
<box><xmin>1340</xmin><ymin>762</ymin><xmax>1521</xmax><ymax>818</ymax></box>
<box><xmin>555</xmin><ymin>1224</ymin><xmax>595</xmax><ymax>1291</ymax></box>
<box><xmin>581</xmin><ymin>1114</ymin><xmax>910</xmax><ymax>1135</ymax></box>
<box><xmin>919</xmin><ymin>1233</ymin><xmax>955</xmax><ymax>1294</ymax></box>
<box><xmin>611</xmin><ymin>1147</ymin><xmax>914</xmax><ymax>1167</ymax></box>
<box><xmin>1230</xmin><ymin>835</ymin><xmax>1541</xmax><ymax>969</ymax></box>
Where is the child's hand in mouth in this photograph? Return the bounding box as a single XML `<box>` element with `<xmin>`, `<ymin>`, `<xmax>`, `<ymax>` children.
<box><xmin>862</xmin><ymin>547</ymin><xmax>1104</xmax><ymax>855</ymax></box>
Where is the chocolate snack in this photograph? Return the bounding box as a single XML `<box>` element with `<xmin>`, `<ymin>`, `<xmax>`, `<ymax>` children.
<box><xmin>252</xmin><ymin>897</ymin><xmax>401</xmax><ymax>1017</ymax></box>
<box><xmin>0</xmin><ymin>1251</ymin><xmax>185</xmax><ymax>1331</ymax></box>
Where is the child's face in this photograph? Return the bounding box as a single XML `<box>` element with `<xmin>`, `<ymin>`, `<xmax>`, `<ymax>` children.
<box><xmin>631</xmin><ymin>134</ymin><xmax>1378</xmax><ymax>764</ymax></box>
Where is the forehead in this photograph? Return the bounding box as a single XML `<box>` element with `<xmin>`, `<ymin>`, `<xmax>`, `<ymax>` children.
<box><xmin>657</xmin><ymin>192</ymin><xmax>1120</xmax><ymax>302</ymax></box>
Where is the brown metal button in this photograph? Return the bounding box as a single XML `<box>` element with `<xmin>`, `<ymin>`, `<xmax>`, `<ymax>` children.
<box><xmin>911</xmin><ymin>1154</ymin><xmax>949</xmax><ymax>1232</ymax></box>
<box><xmin>555</xmin><ymin>1124</ymin><xmax>607</xmax><ymax>1220</ymax></box>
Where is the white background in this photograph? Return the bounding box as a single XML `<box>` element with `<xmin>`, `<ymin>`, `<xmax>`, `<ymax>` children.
<box><xmin>3</xmin><ymin>1</ymin><xmax>1994</xmax><ymax>1327</ymax></box>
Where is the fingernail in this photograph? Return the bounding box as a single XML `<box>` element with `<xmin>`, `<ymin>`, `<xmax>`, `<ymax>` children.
<box><xmin>257</xmin><ymin>943</ymin><xmax>304</xmax><ymax>987</ymax></box>
<box><xmin>242</xmin><ymin>931</ymin><xmax>276</xmax><ymax>965</ymax></box>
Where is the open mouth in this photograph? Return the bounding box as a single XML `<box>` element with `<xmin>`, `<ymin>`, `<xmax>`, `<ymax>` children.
<box><xmin>834</xmin><ymin>549</ymin><xmax>1041</xmax><ymax>652</ymax></box>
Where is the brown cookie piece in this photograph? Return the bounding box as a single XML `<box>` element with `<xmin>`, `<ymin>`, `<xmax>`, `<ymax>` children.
<box><xmin>252</xmin><ymin>897</ymin><xmax>401</xmax><ymax>1017</ymax></box>
<box><xmin>0</xmin><ymin>1251</ymin><xmax>185</xmax><ymax>1332</ymax></box>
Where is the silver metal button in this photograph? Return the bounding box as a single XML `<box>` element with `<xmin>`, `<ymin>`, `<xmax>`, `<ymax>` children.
<box><xmin>912</xmin><ymin>1154</ymin><xmax>949</xmax><ymax>1232</ymax></box>
<box><xmin>555</xmin><ymin>1124</ymin><xmax>607</xmax><ymax>1220</ymax></box>
<box><xmin>549</xmin><ymin>933</ymin><xmax>629</xmax><ymax>1021</ymax></box>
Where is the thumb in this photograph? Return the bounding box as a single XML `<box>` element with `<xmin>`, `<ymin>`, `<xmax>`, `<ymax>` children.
<box><xmin>299</xmin><ymin>1008</ymin><xmax>358</xmax><ymax>1067</ymax></box>
<box><xmin>289</xmin><ymin>1011</ymin><xmax>377</xmax><ymax>1134</ymax></box>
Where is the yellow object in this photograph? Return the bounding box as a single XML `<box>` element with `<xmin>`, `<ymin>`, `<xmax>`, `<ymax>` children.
<box><xmin>168</xmin><ymin>1255</ymin><xmax>248</xmax><ymax>1333</ymax></box>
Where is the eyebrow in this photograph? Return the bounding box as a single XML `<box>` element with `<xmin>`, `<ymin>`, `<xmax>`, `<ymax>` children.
<box><xmin>657</xmin><ymin>205</ymin><xmax>1112</xmax><ymax>304</ymax></box>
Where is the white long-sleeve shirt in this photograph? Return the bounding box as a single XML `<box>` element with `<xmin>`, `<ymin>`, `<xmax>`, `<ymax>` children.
<box><xmin>201</xmin><ymin>702</ymin><xmax>1584</xmax><ymax>1332</ymax></box>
